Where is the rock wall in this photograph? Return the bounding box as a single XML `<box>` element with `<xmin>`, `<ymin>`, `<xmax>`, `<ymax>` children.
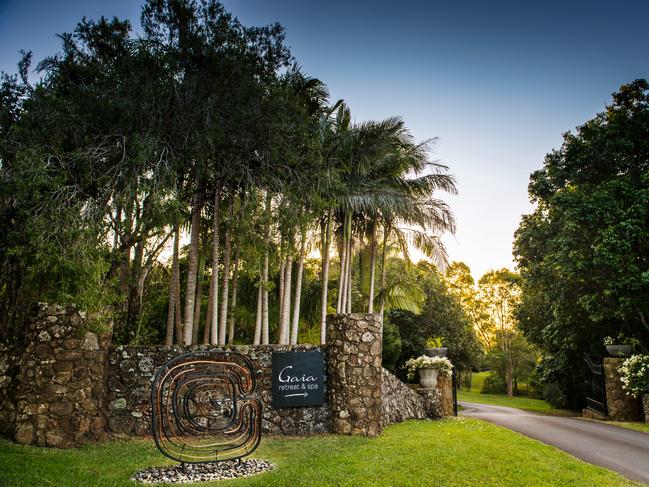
<box><xmin>381</xmin><ymin>368</ymin><xmax>427</xmax><ymax>424</ymax></box>
<box><xmin>380</xmin><ymin>368</ymin><xmax>453</xmax><ymax>426</ymax></box>
<box><xmin>1</xmin><ymin>306</ymin><xmax>456</xmax><ymax>448</ymax></box>
<box><xmin>327</xmin><ymin>313</ymin><xmax>383</xmax><ymax>436</ymax></box>
<box><xmin>604</xmin><ymin>358</ymin><xmax>642</xmax><ymax>421</ymax></box>
<box><xmin>11</xmin><ymin>304</ymin><xmax>111</xmax><ymax>447</ymax></box>
<box><xmin>106</xmin><ymin>344</ymin><xmax>330</xmax><ymax>437</ymax></box>
<box><xmin>0</xmin><ymin>343</ymin><xmax>21</xmax><ymax>438</ymax></box>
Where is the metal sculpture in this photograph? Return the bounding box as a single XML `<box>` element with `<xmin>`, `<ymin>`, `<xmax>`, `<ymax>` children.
<box><xmin>151</xmin><ymin>350</ymin><xmax>263</xmax><ymax>463</ymax></box>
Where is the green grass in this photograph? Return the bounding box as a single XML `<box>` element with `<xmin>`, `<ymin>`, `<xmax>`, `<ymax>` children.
<box><xmin>469</xmin><ymin>370</ymin><xmax>490</xmax><ymax>391</ymax></box>
<box><xmin>582</xmin><ymin>419</ymin><xmax>649</xmax><ymax>434</ymax></box>
<box><xmin>0</xmin><ymin>418</ymin><xmax>639</xmax><ymax>486</ymax></box>
<box><xmin>459</xmin><ymin>371</ymin><xmax>573</xmax><ymax>415</ymax></box>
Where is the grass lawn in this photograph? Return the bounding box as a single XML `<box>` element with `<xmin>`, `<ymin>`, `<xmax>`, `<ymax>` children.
<box><xmin>0</xmin><ymin>418</ymin><xmax>639</xmax><ymax>486</ymax></box>
<box><xmin>458</xmin><ymin>371</ymin><xmax>574</xmax><ymax>416</ymax></box>
<box><xmin>582</xmin><ymin>419</ymin><xmax>649</xmax><ymax>434</ymax></box>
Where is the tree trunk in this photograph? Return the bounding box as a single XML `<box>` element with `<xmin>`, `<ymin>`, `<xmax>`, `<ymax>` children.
<box><xmin>173</xmin><ymin>252</ymin><xmax>183</xmax><ymax>345</ymax></box>
<box><xmin>291</xmin><ymin>227</ymin><xmax>306</xmax><ymax>345</ymax></box>
<box><xmin>278</xmin><ymin>254</ymin><xmax>286</xmax><ymax>341</ymax></box>
<box><xmin>227</xmin><ymin>243</ymin><xmax>240</xmax><ymax>345</ymax></box>
<box><xmin>368</xmin><ymin>222</ymin><xmax>377</xmax><ymax>313</ymax></box>
<box><xmin>183</xmin><ymin>191</ymin><xmax>202</xmax><ymax>345</ymax></box>
<box><xmin>208</xmin><ymin>183</ymin><xmax>221</xmax><ymax>344</ymax></box>
<box><xmin>280</xmin><ymin>255</ymin><xmax>293</xmax><ymax>344</ymax></box>
<box><xmin>254</xmin><ymin>262</ymin><xmax>263</xmax><ymax>345</ymax></box>
<box><xmin>192</xmin><ymin>236</ymin><xmax>206</xmax><ymax>345</ymax></box>
<box><xmin>506</xmin><ymin>352</ymin><xmax>514</xmax><ymax>397</ymax></box>
<box><xmin>262</xmin><ymin>194</ymin><xmax>271</xmax><ymax>345</ymax></box>
<box><xmin>346</xmin><ymin>237</ymin><xmax>353</xmax><ymax>313</ymax></box>
<box><xmin>379</xmin><ymin>225</ymin><xmax>390</xmax><ymax>321</ymax></box>
<box><xmin>261</xmin><ymin>250</ymin><xmax>270</xmax><ymax>345</ymax></box>
<box><xmin>337</xmin><ymin>234</ymin><xmax>348</xmax><ymax>313</ymax></box>
<box><xmin>202</xmin><ymin>288</ymin><xmax>213</xmax><ymax>345</ymax></box>
<box><xmin>320</xmin><ymin>210</ymin><xmax>332</xmax><ymax>344</ymax></box>
<box><xmin>165</xmin><ymin>223</ymin><xmax>180</xmax><ymax>346</ymax></box>
<box><xmin>218</xmin><ymin>223</ymin><xmax>232</xmax><ymax>345</ymax></box>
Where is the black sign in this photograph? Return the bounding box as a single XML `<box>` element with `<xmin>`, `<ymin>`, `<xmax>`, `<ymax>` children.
<box><xmin>272</xmin><ymin>351</ymin><xmax>325</xmax><ymax>408</ymax></box>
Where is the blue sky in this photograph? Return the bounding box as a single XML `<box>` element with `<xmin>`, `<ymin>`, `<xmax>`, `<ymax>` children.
<box><xmin>2</xmin><ymin>0</ymin><xmax>648</xmax><ymax>278</ymax></box>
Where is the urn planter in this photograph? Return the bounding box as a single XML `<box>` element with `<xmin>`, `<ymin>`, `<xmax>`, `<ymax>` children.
<box><xmin>606</xmin><ymin>344</ymin><xmax>633</xmax><ymax>357</ymax></box>
<box><xmin>424</xmin><ymin>347</ymin><xmax>448</xmax><ymax>358</ymax></box>
<box><xmin>419</xmin><ymin>367</ymin><xmax>439</xmax><ymax>389</ymax></box>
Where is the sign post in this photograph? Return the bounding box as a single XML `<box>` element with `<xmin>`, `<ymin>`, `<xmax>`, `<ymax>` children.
<box><xmin>272</xmin><ymin>351</ymin><xmax>326</xmax><ymax>408</ymax></box>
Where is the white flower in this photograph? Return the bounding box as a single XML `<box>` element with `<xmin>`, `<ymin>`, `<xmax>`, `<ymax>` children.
<box><xmin>404</xmin><ymin>355</ymin><xmax>453</xmax><ymax>381</ymax></box>
<box><xmin>618</xmin><ymin>354</ymin><xmax>649</xmax><ymax>397</ymax></box>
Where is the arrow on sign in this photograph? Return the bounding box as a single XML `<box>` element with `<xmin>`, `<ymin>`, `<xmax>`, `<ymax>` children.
<box><xmin>284</xmin><ymin>392</ymin><xmax>309</xmax><ymax>397</ymax></box>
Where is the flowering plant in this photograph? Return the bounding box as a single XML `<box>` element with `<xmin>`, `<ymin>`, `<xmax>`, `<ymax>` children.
<box><xmin>404</xmin><ymin>355</ymin><xmax>453</xmax><ymax>381</ymax></box>
<box><xmin>604</xmin><ymin>333</ymin><xmax>638</xmax><ymax>346</ymax></box>
<box><xmin>618</xmin><ymin>354</ymin><xmax>649</xmax><ymax>397</ymax></box>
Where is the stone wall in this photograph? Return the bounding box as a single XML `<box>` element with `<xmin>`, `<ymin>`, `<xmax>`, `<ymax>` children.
<box><xmin>106</xmin><ymin>344</ymin><xmax>330</xmax><ymax>437</ymax></box>
<box><xmin>11</xmin><ymin>304</ymin><xmax>111</xmax><ymax>447</ymax></box>
<box><xmin>381</xmin><ymin>368</ymin><xmax>453</xmax><ymax>426</ymax></box>
<box><xmin>1</xmin><ymin>307</ymin><xmax>456</xmax><ymax>448</ymax></box>
<box><xmin>604</xmin><ymin>358</ymin><xmax>642</xmax><ymax>421</ymax></box>
<box><xmin>327</xmin><ymin>313</ymin><xmax>383</xmax><ymax>436</ymax></box>
<box><xmin>0</xmin><ymin>343</ymin><xmax>21</xmax><ymax>438</ymax></box>
<box><xmin>381</xmin><ymin>369</ymin><xmax>427</xmax><ymax>424</ymax></box>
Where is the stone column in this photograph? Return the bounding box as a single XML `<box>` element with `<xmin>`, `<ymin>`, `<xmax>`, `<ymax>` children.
<box><xmin>327</xmin><ymin>313</ymin><xmax>382</xmax><ymax>436</ymax></box>
<box><xmin>13</xmin><ymin>304</ymin><xmax>111</xmax><ymax>447</ymax></box>
<box><xmin>604</xmin><ymin>358</ymin><xmax>642</xmax><ymax>421</ymax></box>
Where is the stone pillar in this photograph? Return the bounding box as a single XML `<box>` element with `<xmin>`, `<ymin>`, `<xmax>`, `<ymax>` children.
<box><xmin>13</xmin><ymin>304</ymin><xmax>111</xmax><ymax>447</ymax></box>
<box><xmin>604</xmin><ymin>358</ymin><xmax>642</xmax><ymax>421</ymax></box>
<box><xmin>327</xmin><ymin>313</ymin><xmax>382</xmax><ymax>436</ymax></box>
<box><xmin>436</xmin><ymin>374</ymin><xmax>454</xmax><ymax>417</ymax></box>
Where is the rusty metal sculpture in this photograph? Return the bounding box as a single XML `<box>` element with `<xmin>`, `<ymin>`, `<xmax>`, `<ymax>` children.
<box><xmin>151</xmin><ymin>350</ymin><xmax>262</xmax><ymax>464</ymax></box>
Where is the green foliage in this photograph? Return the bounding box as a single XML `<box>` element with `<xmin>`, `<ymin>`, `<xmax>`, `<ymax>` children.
<box><xmin>381</xmin><ymin>316</ymin><xmax>402</xmax><ymax>373</ymax></box>
<box><xmin>0</xmin><ymin>0</ymin><xmax>458</xmax><ymax>346</ymax></box>
<box><xmin>542</xmin><ymin>382</ymin><xmax>568</xmax><ymax>409</ymax></box>
<box><xmin>389</xmin><ymin>262</ymin><xmax>481</xmax><ymax>379</ymax></box>
<box><xmin>514</xmin><ymin>79</ymin><xmax>649</xmax><ymax>408</ymax></box>
<box><xmin>484</xmin><ymin>332</ymin><xmax>537</xmax><ymax>396</ymax></box>
<box><xmin>481</xmin><ymin>373</ymin><xmax>507</xmax><ymax>394</ymax></box>
<box><xmin>425</xmin><ymin>336</ymin><xmax>444</xmax><ymax>348</ymax></box>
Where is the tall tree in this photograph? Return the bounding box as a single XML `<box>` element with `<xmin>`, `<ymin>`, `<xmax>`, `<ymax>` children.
<box><xmin>514</xmin><ymin>79</ymin><xmax>649</xmax><ymax>407</ymax></box>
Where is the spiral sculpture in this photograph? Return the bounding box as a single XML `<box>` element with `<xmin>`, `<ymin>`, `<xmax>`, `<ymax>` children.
<box><xmin>150</xmin><ymin>350</ymin><xmax>263</xmax><ymax>464</ymax></box>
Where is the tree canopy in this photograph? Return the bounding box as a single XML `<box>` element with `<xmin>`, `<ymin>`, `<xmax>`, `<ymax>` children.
<box><xmin>514</xmin><ymin>79</ymin><xmax>649</xmax><ymax>407</ymax></box>
<box><xmin>0</xmin><ymin>0</ymin><xmax>458</xmax><ymax>349</ymax></box>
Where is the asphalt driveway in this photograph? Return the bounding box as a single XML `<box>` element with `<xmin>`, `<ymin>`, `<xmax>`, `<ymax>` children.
<box><xmin>461</xmin><ymin>401</ymin><xmax>649</xmax><ymax>484</ymax></box>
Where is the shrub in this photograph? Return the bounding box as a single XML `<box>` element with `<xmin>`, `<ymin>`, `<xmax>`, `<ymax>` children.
<box><xmin>481</xmin><ymin>373</ymin><xmax>506</xmax><ymax>394</ymax></box>
<box><xmin>542</xmin><ymin>382</ymin><xmax>567</xmax><ymax>408</ymax></box>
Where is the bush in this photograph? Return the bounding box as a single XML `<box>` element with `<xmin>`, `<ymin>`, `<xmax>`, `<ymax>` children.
<box><xmin>542</xmin><ymin>382</ymin><xmax>567</xmax><ymax>409</ymax></box>
<box><xmin>619</xmin><ymin>354</ymin><xmax>649</xmax><ymax>397</ymax></box>
<box><xmin>481</xmin><ymin>373</ymin><xmax>506</xmax><ymax>394</ymax></box>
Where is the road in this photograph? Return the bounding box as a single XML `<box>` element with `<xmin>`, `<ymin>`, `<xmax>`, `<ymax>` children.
<box><xmin>461</xmin><ymin>401</ymin><xmax>649</xmax><ymax>484</ymax></box>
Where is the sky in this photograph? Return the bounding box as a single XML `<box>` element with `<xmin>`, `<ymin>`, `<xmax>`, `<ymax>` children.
<box><xmin>1</xmin><ymin>0</ymin><xmax>648</xmax><ymax>279</ymax></box>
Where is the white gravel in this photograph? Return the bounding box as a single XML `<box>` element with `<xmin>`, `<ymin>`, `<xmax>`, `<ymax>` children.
<box><xmin>131</xmin><ymin>459</ymin><xmax>274</xmax><ymax>484</ymax></box>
